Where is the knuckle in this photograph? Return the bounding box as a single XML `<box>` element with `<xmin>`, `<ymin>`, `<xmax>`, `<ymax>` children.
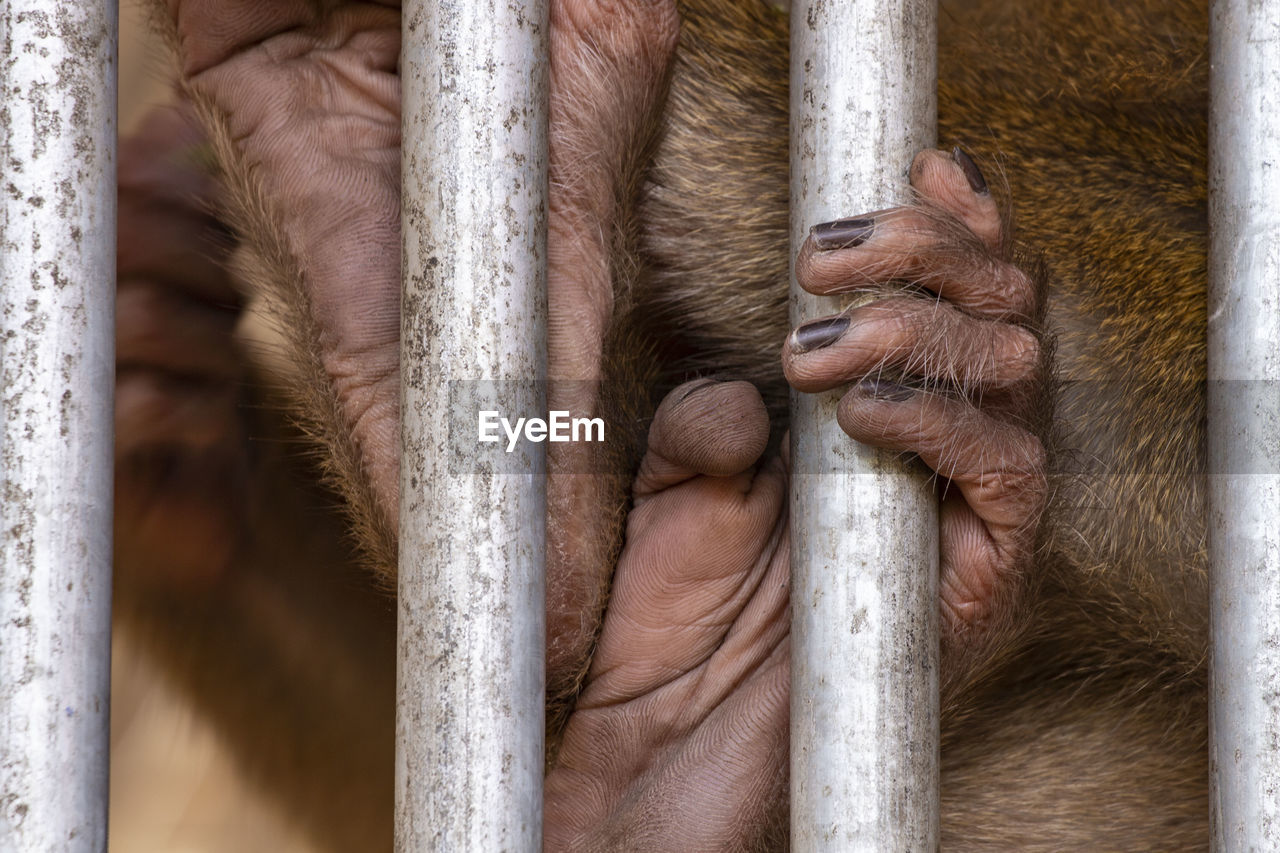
<box><xmin>856</xmin><ymin>296</ymin><xmax>937</xmax><ymax>343</ymax></box>
<box><xmin>835</xmin><ymin>385</ymin><xmax>913</xmax><ymax>442</ymax></box>
<box><xmin>995</xmin><ymin>325</ymin><xmax>1041</xmax><ymax>383</ymax></box>
<box><xmin>851</xmin><ymin>304</ymin><xmax>909</xmax><ymax>344</ymax></box>
<box><xmin>981</xmin><ymin>437</ymin><xmax>1047</xmax><ymax>507</ymax></box>
<box><xmin>999</xmin><ymin>263</ymin><xmax>1038</xmax><ymax>319</ymax></box>
<box><xmin>1023</xmin><ymin>436</ymin><xmax>1049</xmax><ymax>482</ymax></box>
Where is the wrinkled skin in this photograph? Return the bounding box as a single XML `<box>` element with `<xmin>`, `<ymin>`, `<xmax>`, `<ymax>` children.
<box><xmin>543</xmin><ymin>147</ymin><xmax>1048</xmax><ymax>848</ymax></box>
<box><xmin>118</xmin><ymin>0</ymin><xmax>1057</xmax><ymax>848</ymax></box>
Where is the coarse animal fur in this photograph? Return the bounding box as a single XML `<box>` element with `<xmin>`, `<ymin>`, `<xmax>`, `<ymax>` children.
<box><xmin>121</xmin><ymin>0</ymin><xmax>1210</xmax><ymax>847</ymax></box>
<box><xmin>638</xmin><ymin>0</ymin><xmax>1208</xmax><ymax>844</ymax></box>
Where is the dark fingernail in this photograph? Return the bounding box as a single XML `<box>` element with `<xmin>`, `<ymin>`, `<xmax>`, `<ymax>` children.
<box><xmin>858</xmin><ymin>378</ymin><xmax>915</xmax><ymax>402</ymax></box>
<box><xmin>790</xmin><ymin>315</ymin><xmax>850</xmax><ymax>353</ymax></box>
<box><xmin>952</xmin><ymin>147</ymin><xmax>989</xmax><ymax>195</ymax></box>
<box><xmin>810</xmin><ymin>218</ymin><xmax>875</xmax><ymax>251</ymax></box>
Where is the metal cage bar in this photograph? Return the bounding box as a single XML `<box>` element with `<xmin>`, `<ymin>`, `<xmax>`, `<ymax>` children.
<box><xmin>396</xmin><ymin>0</ymin><xmax>549</xmax><ymax>849</ymax></box>
<box><xmin>1207</xmin><ymin>0</ymin><xmax>1280</xmax><ymax>848</ymax></box>
<box><xmin>0</xmin><ymin>0</ymin><xmax>117</xmax><ymax>850</ymax></box>
<box><xmin>788</xmin><ymin>0</ymin><xmax>940</xmax><ymax>848</ymax></box>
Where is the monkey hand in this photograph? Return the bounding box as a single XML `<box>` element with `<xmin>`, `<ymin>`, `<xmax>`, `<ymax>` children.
<box><xmin>114</xmin><ymin>106</ymin><xmax>253</xmax><ymax>587</ymax></box>
<box><xmin>150</xmin><ymin>0</ymin><xmax>679</xmax><ymax>589</ymax></box>
<box><xmin>545</xmin><ymin>378</ymin><xmax>789</xmax><ymax>851</ymax></box>
<box><xmin>153</xmin><ymin>0</ymin><xmax>403</xmax><ymax>542</ymax></box>
<box><xmin>783</xmin><ymin>148</ymin><xmax>1051</xmax><ymax>689</ymax></box>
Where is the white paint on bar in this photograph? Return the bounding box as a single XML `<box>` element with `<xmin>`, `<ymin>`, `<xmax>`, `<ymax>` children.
<box><xmin>788</xmin><ymin>0</ymin><xmax>940</xmax><ymax>849</ymax></box>
<box><xmin>396</xmin><ymin>0</ymin><xmax>548</xmax><ymax>849</ymax></box>
<box><xmin>1207</xmin><ymin>0</ymin><xmax>1280</xmax><ymax>848</ymax></box>
<box><xmin>0</xmin><ymin>1</ymin><xmax>117</xmax><ymax>850</ymax></box>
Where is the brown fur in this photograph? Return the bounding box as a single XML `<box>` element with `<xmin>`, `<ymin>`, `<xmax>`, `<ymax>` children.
<box><xmin>143</xmin><ymin>0</ymin><xmax>402</xmax><ymax>582</ymax></box>
<box><xmin>113</xmin><ymin>367</ymin><xmax>397</xmax><ymax>852</ymax></box>
<box><xmin>124</xmin><ymin>0</ymin><xmax>1210</xmax><ymax>848</ymax></box>
<box><xmin>641</xmin><ymin>0</ymin><xmax>1208</xmax><ymax>844</ymax></box>
<box><xmin>542</xmin><ymin>0</ymin><xmax>679</xmax><ymax>729</ymax></box>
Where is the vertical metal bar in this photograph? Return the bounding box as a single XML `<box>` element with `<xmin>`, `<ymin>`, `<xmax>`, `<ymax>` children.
<box><xmin>397</xmin><ymin>0</ymin><xmax>548</xmax><ymax>849</ymax></box>
<box><xmin>0</xmin><ymin>0</ymin><xmax>117</xmax><ymax>850</ymax></box>
<box><xmin>1208</xmin><ymin>0</ymin><xmax>1280</xmax><ymax>848</ymax></box>
<box><xmin>789</xmin><ymin>0</ymin><xmax>939</xmax><ymax>849</ymax></box>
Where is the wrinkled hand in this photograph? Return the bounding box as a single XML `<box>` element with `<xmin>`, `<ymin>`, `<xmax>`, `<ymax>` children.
<box><xmin>783</xmin><ymin>148</ymin><xmax>1051</xmax><ymax>683</ymax></box>
<box><xmin>149</xmin><ymin>0</ymin><xmax>793</xmax><ymax>845</ymax></box>
<box><xmin>546</xmin><ymin>379</ymin><xmax>790</xmax><ymax>851</ymax></box>
<box><xmin>159</xmin><ymin>0</ymin><xmax>403</xmax><ymax>533</ymax></box>
<box><xmin>154</xmin><ymin>0</ymin><xmax>680</xmax><ymax>691</ymax></box>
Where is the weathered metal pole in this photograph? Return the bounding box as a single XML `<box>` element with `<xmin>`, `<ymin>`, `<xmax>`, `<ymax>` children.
<box><xmin>0</xmin><ymin>1</ymin><xmax>117</xmax><ymax>850</ymax></box>
<box><xmin>396</xmin><ymin>0</ymin><xmax>548</xmax><ymax>849</ymax></box>
<box><xmin>1207</xmin><ymin>0</ymin><xmax>1280</xmax><ymax>848</ymax></box>
<box><xmin>789</xmin><ymin>0</ymin><xmax>939</xmax><ymax>848</ymax></box>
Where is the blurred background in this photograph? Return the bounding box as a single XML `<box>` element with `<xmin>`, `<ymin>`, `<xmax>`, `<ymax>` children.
<box><xmin>111</xmin><ymin>4</ymin><xmax>315</xmax><ymax>850</ymax></box>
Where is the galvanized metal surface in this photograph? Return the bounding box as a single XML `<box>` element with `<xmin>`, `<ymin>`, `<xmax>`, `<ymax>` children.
<box><xmin>0</xmin><ymin>1</ymin><xmax>117</xmax><ymax>850</ymax></box>
<box><xmin>1208</xmin><ymin>1</ymin><xmax>1280</xmax><ymax>849</ymax></box>
<box><xmin>789</xmin><ymin>0</ymin><xmax>940</xmax><ymax>849</ymax></box>
<box><xmin>396</xmin><ymin>0</ymin><xmax>548</xmax><ymax>849</ymax></box>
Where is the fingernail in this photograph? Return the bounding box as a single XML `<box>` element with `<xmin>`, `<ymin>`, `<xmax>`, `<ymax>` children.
<box><xmin>790</xmin><ymin>316</ymin><xmax>850</xmax><ymax>353</ymax></box>
<box><xmin>810</xmin><ymin>217</ymin><xmax>874</xmax><ymax>251</ymax></box>
<box><xmin>858</xmin><ymin>378</ymin><xmax>915</xmax><ymax>402</ymax></box>
<box><xmin>952</xmin><ymin>147</ymin><xmax>989</xmax><ymax>195</ymax></box>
